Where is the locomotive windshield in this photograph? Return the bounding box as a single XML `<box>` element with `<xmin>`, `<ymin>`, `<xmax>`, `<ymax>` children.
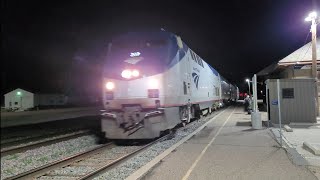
<box><xmin>111</xmin><ymin>39</ymin><xmax>168</xmax><ymax>51</ymax></box>
<box><xmin>104</xmin><ymin>32</ymin><xmax>175</xmax><ymax>78</ymax></box>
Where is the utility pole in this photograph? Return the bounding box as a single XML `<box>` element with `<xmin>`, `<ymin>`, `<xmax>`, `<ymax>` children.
<box><xmin>305</xmin><ymin>11</ymin><xmax>319</xmax><ymax>115</ymax></box>
<box><xmin>310</xmin><ymin>14</ymin><xmax>317</xmax><ymax>79</ymax></box>
<box><xmin>311</xmin><ymin>15</ymin><xmax>318</xmax><ymax>116</ymax></box>
<box><xmin>246</xmin><ymin>79</ymin><xmax>251</xmax><ymax>96</ymax></box>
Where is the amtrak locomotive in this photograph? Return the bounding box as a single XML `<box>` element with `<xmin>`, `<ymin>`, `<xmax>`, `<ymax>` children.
<box><xmin>101</xmin><ymin>30</ymin><xmax>238</xmax><ymax>139</ymax></box>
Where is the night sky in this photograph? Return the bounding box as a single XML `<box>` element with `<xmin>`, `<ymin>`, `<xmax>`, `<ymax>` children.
<box><xmin>2</xmin><ymin>0</ymin><xmax>319</xmax><ymax>97</ymax></box>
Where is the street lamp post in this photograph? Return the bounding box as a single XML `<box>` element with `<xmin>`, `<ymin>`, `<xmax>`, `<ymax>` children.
<box><xmin>305</xmin><ymin>11</ymin><xmax>318</xmax><ymax>79</ymax></box>
<box><xmin>305</xmin><ymin>11</ymin><xmax>319</xmax><ymax>115</ymax></box>
<box><xmin>246</xmin><ymin>79</ymin><xmax>251</xmax><ymax>96</ymax></box>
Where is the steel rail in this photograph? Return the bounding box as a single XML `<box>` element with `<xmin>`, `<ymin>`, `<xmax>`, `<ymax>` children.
<box><xmin>4</xmin><ymin>143</ymin><xmax>114</xmax><ymax>180</ymax></box>
<box><xmin>1</xmin><ymin>130</ymin><xmax>92</xmax><ymax>156</ymax></box>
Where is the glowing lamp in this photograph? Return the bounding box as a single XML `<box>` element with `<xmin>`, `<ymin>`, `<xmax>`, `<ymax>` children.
<box><xmin>305</xmin><ymin>11</ymin><xmax>317</xmax><ymax>21</ymax></box>
<box><xmin>121</xmin><ymin>70</ymin><xmax>132</xmax><ymax>79</ymax></box>
<box><xmin>105</xmin><ymin>82</ymin><xmax>115</xmax><ymax>90</ymax></box>
<box><xmin>132</xmin><ymin>70</ymin><xmax>140</xmax><ymax>77</ymax></box>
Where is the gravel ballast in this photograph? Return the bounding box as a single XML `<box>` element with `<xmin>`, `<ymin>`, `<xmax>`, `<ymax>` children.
<box><xmin>1</xmin><ymin>135</ymin><xmax>99</xmax><ymax>179</ymax></box>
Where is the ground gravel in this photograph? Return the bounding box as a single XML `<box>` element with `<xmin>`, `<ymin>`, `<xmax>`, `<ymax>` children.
<box><xmin>1</xmin><ymin>130</ymin><xmax>89</xmax><ymax>151</ymax></box>
<box><xmin>1</xmin><ymin>135</ymin><xmax>99</xmax><ymax>180</ymax></box>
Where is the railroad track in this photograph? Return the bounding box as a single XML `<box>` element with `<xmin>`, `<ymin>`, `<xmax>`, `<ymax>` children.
<box><xmin>1</xmin><ymin>130</ymin><xmax>93</xmax><ymax>157</ymax></box>
<box><xmin>4</xmin><ymin>134</ymin><xmax>170</xmax><ymax>180</ymax></box>
<box><xmin>4</xmin><ymin>111</ymin><xmax>219</xmax><ymax>180</ymax></box>
<box><xmin>1</xmin><ymin>129</ymin><xmax>88</xmax><ymax>146</ymax></box>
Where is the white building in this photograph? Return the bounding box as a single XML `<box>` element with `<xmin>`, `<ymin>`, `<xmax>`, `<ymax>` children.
<box><xmin>4</xmin><ymin>88</ymin><xmax>67</xmax><ymax>110</ymax></box>
<box><xmin>4</xmin><ymin>88</ymin><xmax>34</xmax><ymax>110</ymax></box>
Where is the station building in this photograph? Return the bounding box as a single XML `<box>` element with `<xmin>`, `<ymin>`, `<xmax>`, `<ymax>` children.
<box><xmin>257</xmin><ymin>38</ymin><xmax>319</xmax><ymax>124</ymax></box>
<box><xmin>257</xmin><ymin>38</ymin><xmax>319</xmax><ymax>80</ymax></box>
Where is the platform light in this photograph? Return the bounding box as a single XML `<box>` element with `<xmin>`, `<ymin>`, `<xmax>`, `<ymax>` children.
<box><xmin>245</xmin><ymin>78</ymin><xmax>252</xmax><ymax>96</ymax></box>
<box><xmin>305</xmin><ymin>11</ymin><xmax>317</xmax><ymax>21</ymax></box>
<box><xmin>105</xmin><ymin>82</ymin><xmax>115</xmax><ymax>90</ymax></box>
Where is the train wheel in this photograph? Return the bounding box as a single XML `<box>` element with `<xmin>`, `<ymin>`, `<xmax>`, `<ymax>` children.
<box><xmin>193</xmin><ymin>104</ymin><xmax>201</xmax><ymax>119</ymax></box>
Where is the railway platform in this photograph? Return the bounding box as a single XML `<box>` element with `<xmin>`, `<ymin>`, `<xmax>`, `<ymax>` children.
<box><xmin>1</xmin><ymin>106</ymin><xmax>102</xmax><ymax>128</ymax></box>
<box><xmin>128</xmin><ymin>106</ymin><xmax>319</xmax><ymax>180</ymax></box>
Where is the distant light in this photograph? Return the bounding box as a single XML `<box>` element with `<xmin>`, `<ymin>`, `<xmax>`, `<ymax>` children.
<box><xmin>305</xmin><ymin>11</ymin><xmax>317</xmax><ymax>21</ymax></box>
<box><xmin>261</xmin><ymin>90</ymin><xmax>263</xmax><ymax>94</ymax></box>
<box><xmin>105</xmin><ymin>82</ymin><xmax>115</xmax><ymax>90</ymax></box>
<box><xmin>130</xmin><ymin>52</ymin><xmax>141</xmax><ymax>57</ymax></box>
<box><xmin>245</xmin><ymin>79</ymin><xmax>250</xmax><ymax>82</ymax></box>
<box><xmin>17</xmin><ymin>91</ymin><xmax>22</xmax><ymax>96</ymax></box>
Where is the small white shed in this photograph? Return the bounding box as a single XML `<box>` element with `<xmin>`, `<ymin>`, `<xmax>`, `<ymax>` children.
<box><xmin>4</xmin><ymin>88</ymin><xmax>68</xmax><ymax>110</ymax></box>
<box><xmin>4</xmin><ymin>88</ymin><xmax>34</xmax><ymax>110</ymax></box>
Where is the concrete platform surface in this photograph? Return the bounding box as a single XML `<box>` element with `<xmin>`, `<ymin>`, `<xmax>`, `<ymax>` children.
<box><xmin>133</xmin><ymin>106</ymin><xmax>318</xmax><ymax>180</ymax></box>
<box><xmin>1</xmin><ymin>106</ymin><xmax>102</xmax><ymax>128</ymax></box>
<box><xmin>270</xmin><ymin>120</ymin><xmax>320</xmax><ymax>167</ymax></box>
<box><xmin>303</xmin><ymin>142</ymin><xmax>320</xmax><ymax>156</ymax></box>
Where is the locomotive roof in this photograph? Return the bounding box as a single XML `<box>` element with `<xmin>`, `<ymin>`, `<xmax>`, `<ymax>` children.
<box><xmin>111</xmin><ymin>30</ymin><xmax>176</xmax><ymax>42</ymax></box>
<box><xmin>109</xmin><ymin>30</ymin><xmax>235</xmax><ymax>87</ymax></box>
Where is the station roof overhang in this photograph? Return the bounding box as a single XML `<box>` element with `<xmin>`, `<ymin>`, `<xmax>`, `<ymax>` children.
<box><xmin>257</xmin><ymin>38</ymin><xmax>320</xmax><ymax>77</ymax></box>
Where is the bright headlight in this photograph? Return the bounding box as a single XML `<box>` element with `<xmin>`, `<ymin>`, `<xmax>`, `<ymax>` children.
<box><xmin>121</xmin><ymin>69</ymin><xmax>140</xmax><ymax>79</ymax></box>
<box><xmin>121</xmin><ymin>70</ymin><xmax>132</xmax><ymax>79</ymax></box>
<box><xmin>132</xmin><ymin>70</ymin><xmax>139</xmax><ymax>77</ymax></box>
<box><xmin>105</xmin><ymin>82</ymin><xmax>115</xmax><ymax>90</ymax></box>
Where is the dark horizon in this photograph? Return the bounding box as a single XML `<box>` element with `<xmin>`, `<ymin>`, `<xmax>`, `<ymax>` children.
<box><xmin>2</xmin><ymin>0</ymin><xmax>319</xmax><ymax>96</ymax></box>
